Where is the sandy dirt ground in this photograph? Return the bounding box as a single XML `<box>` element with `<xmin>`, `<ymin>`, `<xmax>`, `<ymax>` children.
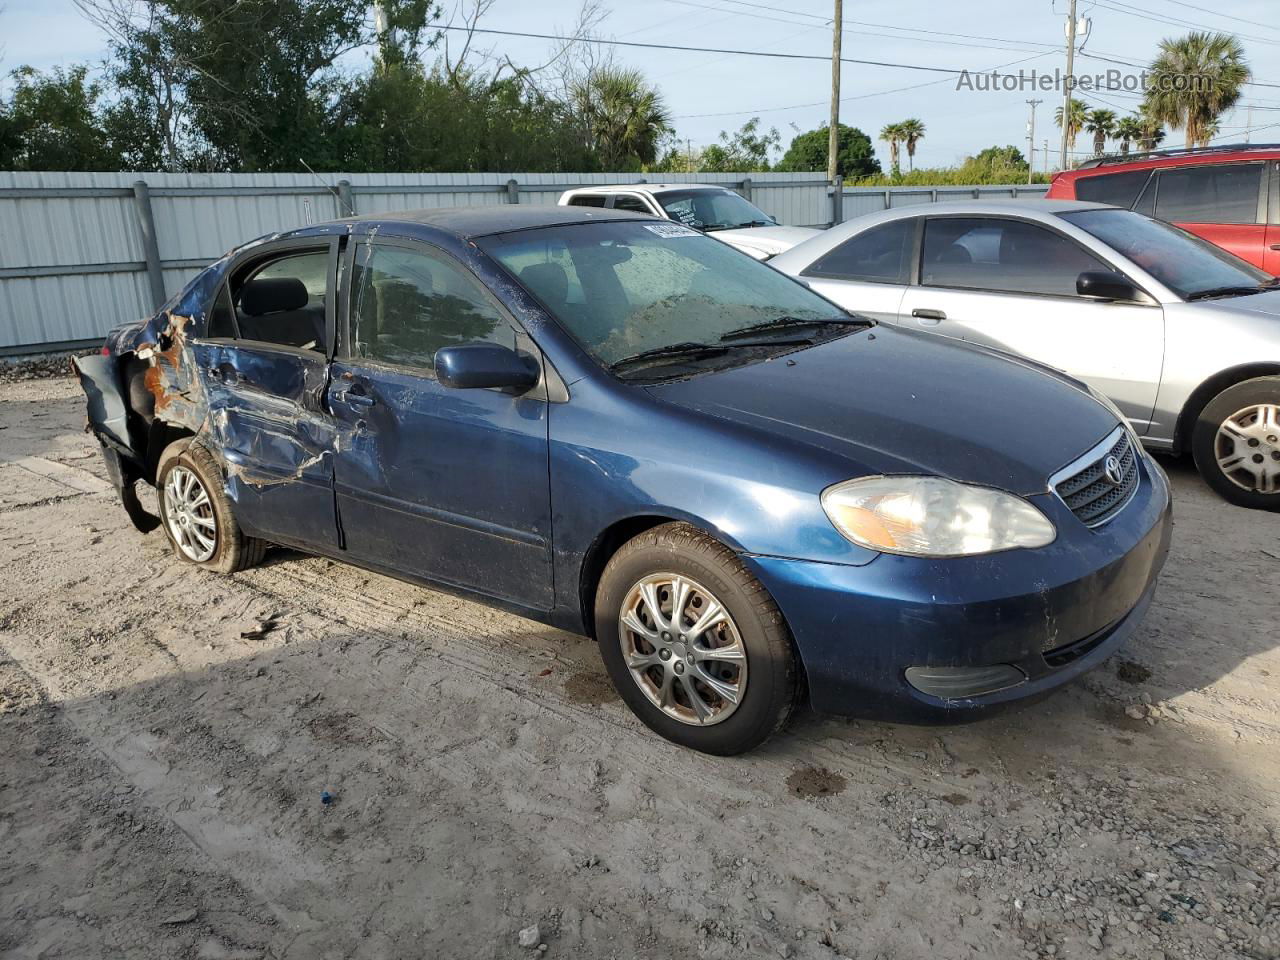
<box><xmin>1</xmin><ymin>375</ymin><xmax>1277</xmax><ymax>960</ymax></box>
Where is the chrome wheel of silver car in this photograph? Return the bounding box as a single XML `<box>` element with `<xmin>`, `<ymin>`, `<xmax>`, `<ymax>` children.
<box><xmin>618</xmin><ymin>573</ymin><xmax>748</xmax><ymax>726</ymax></box>
<box><xmin>1214</xmin><ymin>403</ymin><xmax>1280</xmax><ymax>494</ymax></box>
<box><xmin>163</xmin><ymin>465</ymin><xmax>217</xmax><ymax>561</ymax></box>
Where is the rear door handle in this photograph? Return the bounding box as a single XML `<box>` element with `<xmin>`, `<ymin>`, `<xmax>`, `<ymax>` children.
<box><xmin>1269</xmin><ymin>243</ymin><xmax>1280</xmax><ymax>251</ymax></box>
<box><xmin>337</xmin><ymin>386</ymin><xmax>375</xmax><ymax>408</ymax></box>
<box><xmin>911</xmin><ymin>308</ymin><xmax>946</xmax><ymax>324</ymax></box>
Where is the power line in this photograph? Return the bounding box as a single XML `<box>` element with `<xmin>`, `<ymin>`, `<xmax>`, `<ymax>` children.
<box><xmin>1158</xmin><ymin>0</ymin><xmax>1280</xmax><ymax>35</ymax></box>
<box><xmin>1090</xmin><ymin>0</ymin><xmax>1280</xmax><ymax>46</ymax></box>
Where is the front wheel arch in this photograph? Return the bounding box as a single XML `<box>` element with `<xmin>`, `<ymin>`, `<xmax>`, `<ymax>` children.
<box><xmin>1174</xmin><ymin>362</ymin><xmax>1280</xmax><ymax>455</ymax></box>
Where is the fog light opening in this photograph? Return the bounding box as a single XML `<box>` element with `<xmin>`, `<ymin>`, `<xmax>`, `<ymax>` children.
<box><xmin>904</xmin><ymin>664</ymin><xmax>1027</xmax><ymax>700</ymax></box>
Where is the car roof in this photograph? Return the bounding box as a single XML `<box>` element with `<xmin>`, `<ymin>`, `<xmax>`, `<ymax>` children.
<box><xmin>318</xmin><ymin>204</ymin><xmax>653</xmax><ymax>239</ymax></box>
<box><xmin>563</xmin><ymin>183</ymin><xmax>735</xmax><ymax>196</ymax></box>
<box><xmin>874</xmin><ymin>198</ymin><xmax>1114</xmax><ymax>216</ymax></box>
<box><xmin>1060</xmin><ymin>143</ymin><xmax>1280</xmax><ymax>179</ymax></box>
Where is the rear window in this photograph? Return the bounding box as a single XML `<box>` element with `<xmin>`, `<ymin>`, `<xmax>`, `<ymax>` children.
<box><xmin>1074</xmin><ymin>170</ymin><xmax>1152</xmax><ymax>208</ymax></box>
<box><xmin>1154</xmin><ymin>163</ymin><xmax>1262</xmax><ymax>225</ymax></box>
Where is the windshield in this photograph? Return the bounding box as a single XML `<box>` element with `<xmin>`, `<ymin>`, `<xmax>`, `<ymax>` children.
<box><xmin>479</xmin><ymin>221</ymin><xmax>849</xmax><ymax>374</ymax></box>
<box><xmin>1059</xmin><ymin>208</ymin><xmax>1271</xmax><ymax>300</ymax></box>
<box><xmin>654</xmin><ymin>189</ymin><xmax>775</xmax><ymax>232</ymax></box>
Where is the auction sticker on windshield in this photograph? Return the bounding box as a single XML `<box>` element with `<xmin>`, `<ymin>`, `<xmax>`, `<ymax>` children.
<box><xmin>644</xmin><ymin>223</ymin><xmax>699</xmax><ymax>238</ymax></box>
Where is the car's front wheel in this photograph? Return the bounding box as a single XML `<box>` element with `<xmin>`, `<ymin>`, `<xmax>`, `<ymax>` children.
<box><xmin>156</xmin><ymin>439</ymin><xmax>268</xmax><ymax>572</ymax></box>
<box><xmin>1192</xmin><ymin>376</ymin><xmax>1280</xmax><ymax>511</ymax></box>
<box><xmin>594</xmin><ymin>523</ymin><xmax>799</xmax><ymax>755</ymax></box>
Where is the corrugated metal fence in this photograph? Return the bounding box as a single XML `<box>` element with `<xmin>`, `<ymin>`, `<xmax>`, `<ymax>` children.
<box><xmin>0</xmin><ymin>170</ymin><xmax>1044</xmax><ymax>354</ymax></box>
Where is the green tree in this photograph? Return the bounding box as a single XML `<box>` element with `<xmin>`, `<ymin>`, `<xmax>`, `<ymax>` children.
<box><xmin>696</xmin><ymin>117</ymin><xmax>780</xmax><ymax>172</ymax></box>
<box><xmin>1114</xmin><ymin>115</ymin><xmax>1144</xmax><ymax>155</ymax></box>
<box><xmin>898</xmin><ymin>118</ymin><xmax>925</xmax><ymax>171</ymax></box>
<box><xmin>1054</xmin><ymin>97</ymin><xmax>1088</xmax><ymax>156</ymax></box>
<box><xmin>879</xmin><ymin>122</ymin><xmax>904</xmax><ymax>177</ymax></box>
<box><xmin>1143</xmin><ymin>31</ymin><xmax>1249</xmax><ymax>148</ymax></box>
<box><xmin>0</xmin><ymin>65</ymin><xmax>118</xmax><ymax>170</ymax></box>
<box><xmin>1084</xmin><ymin>108</ymin><xmax>1117</xmax><ymax>157</ymax></box>
<box><xmin>1137</xmin><ymin>110</ymin><xmax>1167</xmax><ymax>152</ymax></box>
<box><xmin>570</xmin><ymin>66</ymin><xmax>671</xmax><ymax>170</ymax></box>
<box><xmin>776</xmin><ymin>123</ymin><xmax>880</xmax><ymax>179</ymax></box>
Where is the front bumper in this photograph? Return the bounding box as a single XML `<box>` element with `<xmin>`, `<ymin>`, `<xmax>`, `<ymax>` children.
<box><xmin>746</xmin><ymin>455</ymin><xmax>1172</xmax><ymax>723</ymax></box>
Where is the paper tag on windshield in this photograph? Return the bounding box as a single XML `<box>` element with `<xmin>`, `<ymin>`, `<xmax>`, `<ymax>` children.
<box><xmin>644</xmin><ymin>223</ymin><xmax>699</xmax><ymax>238</ymax></box>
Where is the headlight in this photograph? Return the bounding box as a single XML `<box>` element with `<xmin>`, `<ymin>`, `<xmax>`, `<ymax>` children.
<box><xmin>821</xmin><ymin>476</ymin><xmax>1056</xmax><ymax>557</ymax></box>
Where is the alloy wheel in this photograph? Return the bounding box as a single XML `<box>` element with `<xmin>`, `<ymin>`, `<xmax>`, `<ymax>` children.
<box><xmin>1215</xmin><ymin>403</ymin><xmax>1280</xmax><ymax>494</ymax></box>
<box><xmin>163</xmin><ymin>465</ymin><xmax>218</xmax><ymax>561</ymax></box>
<box><xmin>618</xmin><ymin>573</ymin><xmax>748</xmax><ymax>726</ymax></box>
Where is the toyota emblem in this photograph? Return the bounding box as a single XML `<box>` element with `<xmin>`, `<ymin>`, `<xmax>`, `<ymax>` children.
<box><xmin>1103</xmin><ymin>455</ymin><xmax>1124</xmax><ymax>486</ymax></box>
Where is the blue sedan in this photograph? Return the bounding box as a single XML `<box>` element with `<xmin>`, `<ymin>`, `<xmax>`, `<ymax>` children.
<box><xmin>75</xmin><ymin>206</ymin><xmax>1172</xmax><ymax>754</ymax></box>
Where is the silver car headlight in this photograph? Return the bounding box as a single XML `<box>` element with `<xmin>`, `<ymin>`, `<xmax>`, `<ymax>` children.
<box><xmin>821</xmin><ymin>476</ymin><xmax>1057</xmax><ymax>557</ymax></box>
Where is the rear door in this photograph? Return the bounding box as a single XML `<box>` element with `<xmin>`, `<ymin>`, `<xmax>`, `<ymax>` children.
<box><xmin>188</xmin><ymin>238</ymin><xmax>342</xmax><ymax>549</ymax></box>
<box><xmin>898</xmin><ymin>216</ymin><xmax>1164</xmax><ymax>433</ymax></box>
<box><xmin>1150</xmin><ymin>161</ymin><xmax>1268</xmax><ymax>268</ymax></box>
<box><xmin>327</xmin><ymin>235</ymin><xmax>554</xmax><ymax>609</ymax></box>
<box><xmin>1266</xmin><ymin>160</ymin><xmax>1280</xmax><ymax>276</ymax></box>
<box><xmin>794</xmin><ymin>217</ymin><xmax>914</xmax><ymax>323</ymax></box>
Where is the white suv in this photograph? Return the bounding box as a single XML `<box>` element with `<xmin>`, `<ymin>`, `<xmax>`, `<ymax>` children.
<box><xmin>557</xmin><ymin>183</ymin><xmax>818</xmax><ymax>260</ymax></box>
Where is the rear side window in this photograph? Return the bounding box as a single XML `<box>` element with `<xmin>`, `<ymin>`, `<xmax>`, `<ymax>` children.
<box><xmin>1154</xmin><ymin>163</ymin><xmax>1262</xmax><ymax>225</ymax></box>
<box><xmin>611</xmin><ymin>195</ymin><xmax>652</xmax><ymax>214</ymax></box>
<box><xmin>230</xmin><ymin>251</ymin><xmax>330</xmax><ymax>350</ymax></box>
<box><xmin>567</xmin><ymin>194</ymin><xmax>607</xmax><ymax>208</ymax></box>
<box><xmin>803</xmin><ymin>219</ymin><xmax>914</xmax><ymax>284</ymax></box>
<box><xmin>921</xmin><ymin>217</ymin><xmax>1109</xmax><ymax>298</ymax></box>
<box><xmin>1073</xmin><ymin>170</ymin><xmax>1152</xmax><ymax>208</ymax></box>
<box><xmin>349</xmin><ymin>243</ymin><xmax>512</xmax><ymax>373</ymax></box>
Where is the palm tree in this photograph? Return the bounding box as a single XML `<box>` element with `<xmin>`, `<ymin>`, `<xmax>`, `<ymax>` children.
<box><xmin>898</xmin><ymin>118</ymin><xmax>925</xmax><ymax>171</ymax></box>
<box><xmin>880</xmin><ymin>122</ymin><xmax>904</xmax><ymax>177</ymax></box>
<box><xmin>1137</xmin><ymin>110</ymin><xmax>1167</xmax><ymax>152</ymax></box>
<box><xmin>570</xmin><ymin>66</ymin><xmax>672</xmax><ymax>169</ymax></box>
<box><xmin>1143</xmin><ymin>31</ymin><xmax>1249</xmax><ymax>148</ymax></box>
<box><xmin>1084</xmin><ymin>108</ymin><xmax>1117</xmax><ymax>157</ymax></box>
<box><xmin>1114</xmin><ymin>115</ymin><xmax>1144</xmax><ymax>155</ymax></box>
<box><xmin>1054</xmin><ymin>98</ymin><xmax>1088</xmax><ymax>157</ymax></box>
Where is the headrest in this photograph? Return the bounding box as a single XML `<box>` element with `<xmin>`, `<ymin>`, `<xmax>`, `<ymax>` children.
<box><xmin>938</xmin><ymin>245</ymin><xmax>973</xmax><ymax>264</ymax></box>
<box><xmin>519</xmin><ymin>262</ymin><xmax>569</xmax><ymax>308</ymax></box>
<box><xmin>241</xmin><ymin>277</ymin><xmax>308</xmax><ymax>316</ymax></box>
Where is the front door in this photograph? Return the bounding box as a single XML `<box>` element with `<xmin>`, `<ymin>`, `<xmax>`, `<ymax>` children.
<box><xmin>327</xmin><ymin>236</ymin><xmax>554</xmax><ymax>609</ymax></box>
<box><xmin>902</xmin><ymin>216</ymin><xmax>1164</xmax><ymax>434</ymax></box>
<box><xmin>188</xmin><ymin>238</ymin><xmax>341</xmax><ymax>548</ymax></box>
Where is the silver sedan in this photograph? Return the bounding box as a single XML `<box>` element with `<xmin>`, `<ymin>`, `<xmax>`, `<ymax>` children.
<box><xmin>770</xmin><ymin>199</ymin><xmax>1280</xmax><ymax>510</ymax></box>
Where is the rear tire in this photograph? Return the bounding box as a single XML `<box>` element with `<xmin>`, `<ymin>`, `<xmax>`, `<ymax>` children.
<box><xmin>156</xmin><ymin>440</ymin><xmax>268</xmax><ymax>573</ymax></box>
<box><xmin>1191</xmin><ymin>376</ymin><xmax>1280</xmax><ymax>511</ymax></box>
<box><xmin>594</xmin><ymin>522</ymin><xmax>799</xmax><ymax>755</ymax></box>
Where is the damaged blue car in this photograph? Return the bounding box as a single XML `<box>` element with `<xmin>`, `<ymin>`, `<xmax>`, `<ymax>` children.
<box><xmin>76</xmin><ymin>206</ymin><xmax>1171</xmax><ymax>754</ymax></box>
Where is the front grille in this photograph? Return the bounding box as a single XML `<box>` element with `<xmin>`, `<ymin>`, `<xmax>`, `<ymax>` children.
<box><xmin>1054</xmin><ymin>429</ymin><xmax>1139</xmax><ymax>527</ymax></box>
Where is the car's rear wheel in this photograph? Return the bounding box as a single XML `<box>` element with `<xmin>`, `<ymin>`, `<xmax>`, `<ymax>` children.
<box><xmin>594</xmin><ymin>522</ymin><xmax>799</xmax><ymax>755</ymax></box>
<box><xmin>156</xmin><ymin>440</ymin><xmax>268</xmax><ymax>572</ymax></box>
<box><xmin>1192</xmin><ymin>376</ymin><xmax>1280</xmax><ymax>511</ymax></box>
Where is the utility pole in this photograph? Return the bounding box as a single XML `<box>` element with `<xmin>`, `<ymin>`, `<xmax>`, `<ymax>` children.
<box><xmin>1043</xmin><ymin>139</ymin><xmax>1050</xmax><ymax>176</ymax></box>
<box><xmin>1026</xmin><ymin>99</ymin><xmax>1042</xmax><ymax>185</ymax></box>
<box><xmin>1245</xmin><ymin>104</ymin><xmax>1253</xmax><ymax>144</ymax></box>
<box><xmin>828</xmin><ymin>0</ymin><xmax>843</xmax><ymax>184</ymax></box>
<box><xmin>686</xmin><ymin>138</ymin><xmax>693</xmax><ymax>173</ymax></box>
<box><xmin>1060</xmin><ymin>0</ymin><xmax>1078</xmax><ymax>171</ymax></box>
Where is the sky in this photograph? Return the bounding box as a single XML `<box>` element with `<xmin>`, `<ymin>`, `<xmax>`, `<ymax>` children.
<box><xmin>3</xmin><ymin>0</ymin><xmax>1280</xmax><ymax>172</ymax></box>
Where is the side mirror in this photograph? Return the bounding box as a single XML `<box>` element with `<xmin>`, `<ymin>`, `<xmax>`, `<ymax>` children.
<box><xmin>435</xmin><ymin>343</ymin><xmax>540</xmax><ymax>392</ymax></box>
<box><xmin>1077</xmin><ymin>270</ymin><xmax>1143</xmax><ymax>302</ymax></box>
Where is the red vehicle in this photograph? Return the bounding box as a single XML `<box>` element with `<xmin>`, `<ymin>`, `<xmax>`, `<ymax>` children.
<box><xmin>1047</xmin><ymin>144</ymin><xmax>1280</xmax><ymax>274</ymax></box>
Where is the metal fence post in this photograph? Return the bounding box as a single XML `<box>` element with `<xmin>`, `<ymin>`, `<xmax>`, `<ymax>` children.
<box><xmin>831</xmin><ymin>177</ymin><xmax>843</xmax><ymax>225</ymax></box>
<box><xmin>883</xmin><ymin>188</ymin><xmax>891</xmax><ymax>211</ymax></box>
<box><xmin>740</xmin><ymin>177</ymin><xmax>752</xmax><ymax>202</ymax></box>
<box><xmin>337</xmin><ymin>179</ymin><xmax>356</xmax><ymax>216</ymax></box>
<box><xmin>132</xmin><ymin>180</ymin><xmax>166</xmax><ymax>311</ymax></box>
<box><xmin>506</xmin><ymin>178</ymin><xmax>520</xmax><ymax>204</ymax></box>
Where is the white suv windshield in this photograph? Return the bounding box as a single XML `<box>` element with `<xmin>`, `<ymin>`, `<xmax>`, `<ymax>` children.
<box><xmin>1059</xmin><ymin>208</ymin><xmax>1271</xmax><ymax>300</ymax></box>
<box><xmin>655</xmin><ymin>189</ymin><xmax>775</xmax><ymax>232</ymax></box>
<box><xmin>480</xmin><ymin>221</ymin><xmax>851</xmax><ymax>374</ymax></box>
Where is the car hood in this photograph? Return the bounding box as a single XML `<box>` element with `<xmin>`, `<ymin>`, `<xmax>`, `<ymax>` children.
<box><xmin>711</xmin><ymin>225</ymin><xmax>820</xmax><ymax>258</ymax></box>
<box><xmin>1193</xmin><ymin>288</ymin><xmax>1280</xmax><ymax>320</ymax></box>
<box><xmin>645</xmin><ymin>326</ymin><xmax>1120</xmax><ymax>495</ymax></box>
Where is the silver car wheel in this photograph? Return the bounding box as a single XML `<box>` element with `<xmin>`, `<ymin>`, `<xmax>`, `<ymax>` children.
<box><xmin>618</xmin><ymin>573</ymin><xmax>748</xmax><ymax>726</ymax></box>
<box><xmin>1215</xmin><ymin>403</ymin><xmax>1280</xmax><ymax>494</ymax></box>
<box><xmin>163</xmin><ymin>465</ymin><xmax>218</xmax><ymax>561</ymax></box>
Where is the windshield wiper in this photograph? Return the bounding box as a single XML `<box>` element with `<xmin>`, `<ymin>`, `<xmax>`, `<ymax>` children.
<box><xmin>719</xmin><ymin>315</ymin><xmax>872</xmax><ymax>341</ymax></box>
<box><xmin>609</xmin><ymin>341</ymin><xmax>729</xmax><ymax>371</ymax></box>
<box><xmin>734</xmin><ymin>219</ymin><xmax>776</xmax><ymax>228</ymax></box>
<box><xmin>1185</xmin><ymin>285</ymin><xmax>1266</xmax><ymax>301</ymax></box>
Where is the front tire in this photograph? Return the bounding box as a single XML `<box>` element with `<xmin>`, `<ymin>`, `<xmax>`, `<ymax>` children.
<box><xmin>594</xmin><ymin>523</ymin><xmax>799</xmax><ymax>755</ymax></box>
<box><xmin>1192</xmin><ymin>376</ymin><xmax>1280</xmax><ymax>511</ymax></box>
<box><xmin>156</xmin><ymin>440</ymin><xmax>267</xmax><ymax>573</ymax></box>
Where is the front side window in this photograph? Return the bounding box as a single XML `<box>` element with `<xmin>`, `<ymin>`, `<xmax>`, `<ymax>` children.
<box><xmin>229</xmin><ymin>250</ymin><xmax>330</xmax><ymax>350</ymax></box>
<box><xmin>611</xmin><ymin>195</ymin><xmax>653</xmax><ymax>214</ymax></box>
<box><xmin>1060</xmin><ymin>208</ymin><xmax>1270</xmax><ymax>299</ymax></box>
<box><xmin>1073</xmin><ymin>169</ymin><xmax>1152</xmax><ymax>208</ymax></box>
<box><xmin>803</xmin><ymin>219</ymin><xmax>914</xmax><ymax>284</ymax></box>
<box><xmin>654</xmin><ymin>189</ymin><xmax>775</xmax><ymax>231</ymax></box>
<box><xmin>1154</xmin><ymin>163</ymin><xmax>1262</xmax><ymax>225</ymax></box>
<box><xmin>921</xmin><ymin>217</ymin><xmax>1109</xmax><ymax>297</ymax></box>
<box><xmin>480</xmin><ymin>221</ymin><xmax>848</xmax><ymax>374</ymax></box>
<box><xmin>349</xmin><ymin>243</ymin><xmax>512</xmax><ymax>372</ymax></box>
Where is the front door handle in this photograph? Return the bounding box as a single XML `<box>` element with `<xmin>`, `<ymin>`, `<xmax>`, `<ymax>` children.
<box><xmin>911</xmin><ymin>308</ymin><xmax>946</xmax><ymax>325</ymax></box>
<box><xmin>337</xmin><ymin>387</ymin><xmax>375</xmax><ymax>408</ymax></box>
<box><xmin>1269</xmin><ymin>243</ymin><xmax>1280</xmax><ymax>251</ymax></box>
